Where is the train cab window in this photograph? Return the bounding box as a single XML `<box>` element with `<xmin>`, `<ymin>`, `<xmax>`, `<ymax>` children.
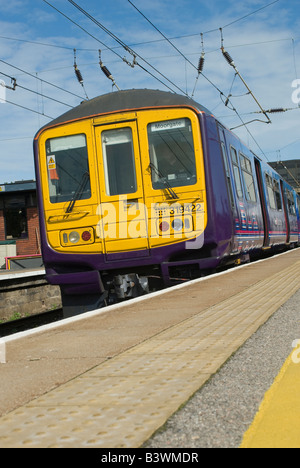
<box><xmin>45</xmin><ymin>134</ymin><xmax>91</xmax><ymax>204</ymax></box>
<box><xmin>240</xmin><ymin>154</ymin><xmax>257</xmax><ymax>203</ymax></box>
<box><xmin>102</xmin><ymin>128</ymin><xmax>137</xmax><ymax>196</ymax></box>
<box><xmin>230</xmin><ymin>146</ymin><xmax>243</xmax><ymax>199</ymax></box>
<box><xmin>147</xmin><ymin>118</ymin><xmax>197</xmax><ymax>189</ymax></box>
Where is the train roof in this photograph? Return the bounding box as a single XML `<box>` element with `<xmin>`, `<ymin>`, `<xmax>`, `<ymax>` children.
<box><xmin>41</xmin><ymin>89</ymin><xmax>212</xmax><ymax>130</ymax></box>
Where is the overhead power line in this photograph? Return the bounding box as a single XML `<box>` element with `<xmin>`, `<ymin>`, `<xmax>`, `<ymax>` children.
<box><xmin>65</xmin><ymin>0</ymin><xmax>188</xmax><ymax>95</ymax></box>
<box><xmin>0</xmin><ymin>70</ymin><xmax>74</xmax><ymax>108</ymax></box>
<box><xmin>126</xmin><ymin>0</ymin><xmax>274</xmax><ymax>163</ymax></box>
<box><xmin>0</xmin><ymin>58</ymin><xmax>85</xmax><ymax>100</ymax></box>
<box><xmin>42</xmin><ymin>0</ymin><xmax>187</xmax><ymax>95</ymax></box>
<box><xmin>3</xmin><ymin>98</ymin><xmax>54</xmax><ymax>119</ymax></box>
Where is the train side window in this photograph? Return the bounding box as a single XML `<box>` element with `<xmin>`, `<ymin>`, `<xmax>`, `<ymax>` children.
<box><xmin>286</xmin><ymin>189</ymin><xmax>296</xmax><ymax>216</ymax></box>
<box><xmin>265</xmin><ymin>174</ymin><xmax>276</xmax><ymax>210</ymax></box>
<box><xmin>273</xmin><ymin>180</ymin><xmax>283</xmax><ymax>211</ymax></box>
<box><xmin>45</xmin><ymin>134</ymin><xmax>91</xmax><ymax>204</ymax></box>
<box><xmin>221</xmin><ymin>142</ymin><xmax>234</xmax><ymax>208</ymax></box>
<box><xmin>102</xmin><ymin>128</ymin><xmax>137</xmax><ymax>196</ymax></box>
<box><xmin>240</xmin><ymin>154</ymin><xmax>257</xmax><ymax>203</ymax></box>
<box><xmin>230</xmin><ymin>146</ymin><xmax>243</xmax><ymax>199</ymax></box>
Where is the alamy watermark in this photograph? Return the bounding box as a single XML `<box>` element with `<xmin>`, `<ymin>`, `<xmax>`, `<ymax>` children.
<box><xmin>291</xmin><ymin>79</ymin><xmax>300</xmax><ymax>105</ymax></box>
<box><xmin>94</xmin><ymin>200</ymin><xmax>205</xmax><ymax>250</ymax></box>
<box><xmin>292</xmin><ymin>339</ymin><xmax>300</xmax><ymax>364</ymax></box>
<box><xmin>0</xmin><ymin>79</ymin><xmax>6</xmax><ymax>103</ymax></box>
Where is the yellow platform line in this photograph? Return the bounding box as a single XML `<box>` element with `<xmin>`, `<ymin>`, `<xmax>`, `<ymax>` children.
<box><xmin>0</xmin><ymin>261</ymin><xmax>299</xmax><ymax>448</ymax></box>
<box><xmin>240</xmin><ymin>348</ymin><xmax>300</xmax><ymax>449</ymax></box>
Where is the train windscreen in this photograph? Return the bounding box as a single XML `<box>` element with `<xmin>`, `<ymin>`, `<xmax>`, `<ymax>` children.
<box><xmin>45</xmin><ymin>134</ymin><xmax>91</xmax><ymax>204</ymax></box>
<box><xmin>147</xmin><ymin>118</ymin><xmax>197</xmax><ymax>189</ymax></box>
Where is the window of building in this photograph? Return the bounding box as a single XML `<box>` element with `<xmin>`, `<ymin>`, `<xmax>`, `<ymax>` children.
<box><xmin>4</xmin><ymin>195</ymin><xmax>28</xmax><ymax>240</ymax></box>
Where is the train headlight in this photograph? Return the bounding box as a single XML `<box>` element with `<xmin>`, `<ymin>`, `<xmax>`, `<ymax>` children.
<box><xmin>69</xmin><ymin>231</ymin><xmax>80</xmax><ymax>244</ymax></box>
<box><xmin>60</xmin><ymin>227</ymin><xmax>95</xmax><ymax>247</ymax></box>
<box><xmin>172</xmin><ymin>219</ymin><xmax>184</xmax><ymax>231</ymax></box>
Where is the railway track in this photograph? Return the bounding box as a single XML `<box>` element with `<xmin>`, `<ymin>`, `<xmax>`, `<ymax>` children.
<box><xmin>0</xmin><ymin>308</ymin><xmax>63</xmax><ymax>338</ymax></box>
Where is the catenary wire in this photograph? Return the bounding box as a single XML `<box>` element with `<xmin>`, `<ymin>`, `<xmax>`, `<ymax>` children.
<box><xmin>0</xmin><ymin>70</ymin><xmax>74</xmax><ymax>108</ymax></box>
<box><xmin>42</xmin><ymin>0</ymin><xmax>186</xmax><ymax>95</ymax></box>
<box><xmin>41</xmin><ymin>0</ymin><xmax>287</xmax><ymax>163</ymax></box>
<box><xmin>65</xmin><ymin>0</ymin><xmax>188</xmax><ymax>95</ymax></box>
<box><xmin>0</xmin><ymin>58</ymin><xmax>85</xmax><ymax>100</ymax></box>
<box><xmin>126</xmin><ymin>0</ymin><xmax>272</xmax><ymax>162</ymax></box>
<box><xmin>3</xmin><ymin>98</ymin><xmax>54</xmax><ymax>119</ymax></box>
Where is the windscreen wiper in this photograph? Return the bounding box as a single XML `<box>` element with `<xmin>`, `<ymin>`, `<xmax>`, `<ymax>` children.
<box><xmin>148</xmin><ymin>163</ymin><xmax>179</xmax><ymax>200</ymax></box>
<box><xmin>65</xmin><ymin>171</ymin><xmax>90</xmax><ymax>214</ymax></box>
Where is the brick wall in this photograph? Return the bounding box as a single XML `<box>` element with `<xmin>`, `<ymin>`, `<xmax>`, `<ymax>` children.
<box><xmin>16</xmin><ymin>207</ymin><xmax>41</xmax><ymax>256</ymax></box>
<box><xmin>0</xmin><ymin>206</ymin><xmax>41</xmax><ymax>257</ymax></box>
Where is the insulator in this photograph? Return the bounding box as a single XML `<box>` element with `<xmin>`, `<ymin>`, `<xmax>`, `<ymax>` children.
<box><xmin>198</xmin><ymin>55</ymin><xmax>205</xmax><ymax>74</ymax></box>
<box><xmin>268</xmin><ymin>108</ymin><xmax>285</xmax><ymax>113</ymax></box>
<box><xmin>222</xmin><ymin>48</ymin><xmax>234</xmax><ymax>67</ymax></box>
<box><xmin>74</xmin><ymin>66</ymin><xmax>83</xmax><ymax>84</ymax></box>
<box><xmin>101</xmin><ymin>64</ymin><xmax>113</xmax><ymax>80</ymax></box>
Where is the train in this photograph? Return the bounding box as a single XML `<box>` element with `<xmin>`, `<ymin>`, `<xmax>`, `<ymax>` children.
<box><xmin>33</xmin><ymin>89</ymin><xmax>300</xmax><ymax>317</ymax></box>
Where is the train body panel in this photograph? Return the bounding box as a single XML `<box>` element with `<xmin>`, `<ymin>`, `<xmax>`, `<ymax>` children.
<box><xmin>33</xmin><ymin>89</ymin><xmax>300</xmax><ymax>315</ymax></box>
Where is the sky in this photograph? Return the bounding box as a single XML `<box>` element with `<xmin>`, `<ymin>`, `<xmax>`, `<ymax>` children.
<box><xmin>0</xmin><ymin>0</ymin><xmax>300</xmax><ymax>183</ymax></box>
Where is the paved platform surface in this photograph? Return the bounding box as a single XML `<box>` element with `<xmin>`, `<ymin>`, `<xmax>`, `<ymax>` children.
<box><xmin>0</xmin><ymin>268</ymin><xmax>45</xmax><ymax>280</ymax></box>
<box><xmin>0</xmin><ymin>249</ymin><xmax>299</xmax><ymax>448</ymax></box>
<box><xmin>145</xmin><ymin>288</ymin><xmax>300</xmax><ymax>448</ymax></box>
<box><xmin>241</xmin><ymin>346</ymin><xmax>300</xmax><ymax>448</ymax></box>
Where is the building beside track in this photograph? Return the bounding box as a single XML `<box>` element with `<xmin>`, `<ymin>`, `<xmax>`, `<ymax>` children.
<box><xmin>269</xmin><ymin>160</ymin><xmax>300</xmax><ymax>194</ymax></box>
<box><xmin>0</xmin><ymin>181</ymin><xmax>42</xmax><ymax>269</ymax></box>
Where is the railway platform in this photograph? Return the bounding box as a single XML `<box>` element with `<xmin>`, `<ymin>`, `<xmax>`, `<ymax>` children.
<box><xmin>0</xmin><ymin>268</ymin><xmax>60</xmax><ymax>322</ymax></box>
<box><xmin>0</xmin><ymin>268</ymin><xmax>45</xmax><ymax>280</ymax></box>
<box><xmin>0</xmin><ymin>249</ymin><xmax>299</xmax><ymax>448</ymax></box>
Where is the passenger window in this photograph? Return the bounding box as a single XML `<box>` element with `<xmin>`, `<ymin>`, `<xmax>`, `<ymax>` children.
<box><xmin>273</xmin><ymin>180</ymin><xmax>282</xmax><ymax>211</ymax></box>
<box><xmin>286</xmin><ymin>190</ymin><xmax>296</xmax><ymax>216</ymax></box>
<box><xmin>45</xmin><ymin>134</ymin><xmax>91</xmax><ymax>204</ymax></box>
<box><xmin>102</xmin><ymin>128</ymin><xmax>137</xmax><ymax>196</ymax></box>
<box><xmin>230</xmin><ymin>147</ymin><xmax>243</xmax><ymax>199</ymax></box>
<box><xmin>240</xmin><ymin>154</ymin><xmax>257</xmax><ymax>203</ymax></box>
<box><xmin>265</xmin><ymin>174</ymin><xmax>276</xmax><ymax>210</ymax></box>
<box><xmin>147</xmin><ymin>118</ymin><xmax>197</xmax><ymax>189</ymax></box>
<box><xmin>221</xmin><ymin>143</ymin><xmax>234</xmax><ymax>208</ymax></box>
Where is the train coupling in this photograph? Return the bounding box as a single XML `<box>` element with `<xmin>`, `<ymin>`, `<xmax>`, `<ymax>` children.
<box><xmin>113</xmin><ymin>274</ymin><xmax>149</xmax><ymax>300</ymax></box>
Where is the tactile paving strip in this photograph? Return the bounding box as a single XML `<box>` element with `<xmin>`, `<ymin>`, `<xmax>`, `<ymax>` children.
<box><xmin>0</xmin><ymin>261</ymin><xmax>299</xmax><ymax>448</ymax></box>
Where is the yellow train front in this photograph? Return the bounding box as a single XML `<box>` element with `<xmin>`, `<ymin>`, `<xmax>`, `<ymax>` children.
<box><xmin>34</xmin><ymin>90</ymin><xmax>211</xmax><ymax>315</ymax></box>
